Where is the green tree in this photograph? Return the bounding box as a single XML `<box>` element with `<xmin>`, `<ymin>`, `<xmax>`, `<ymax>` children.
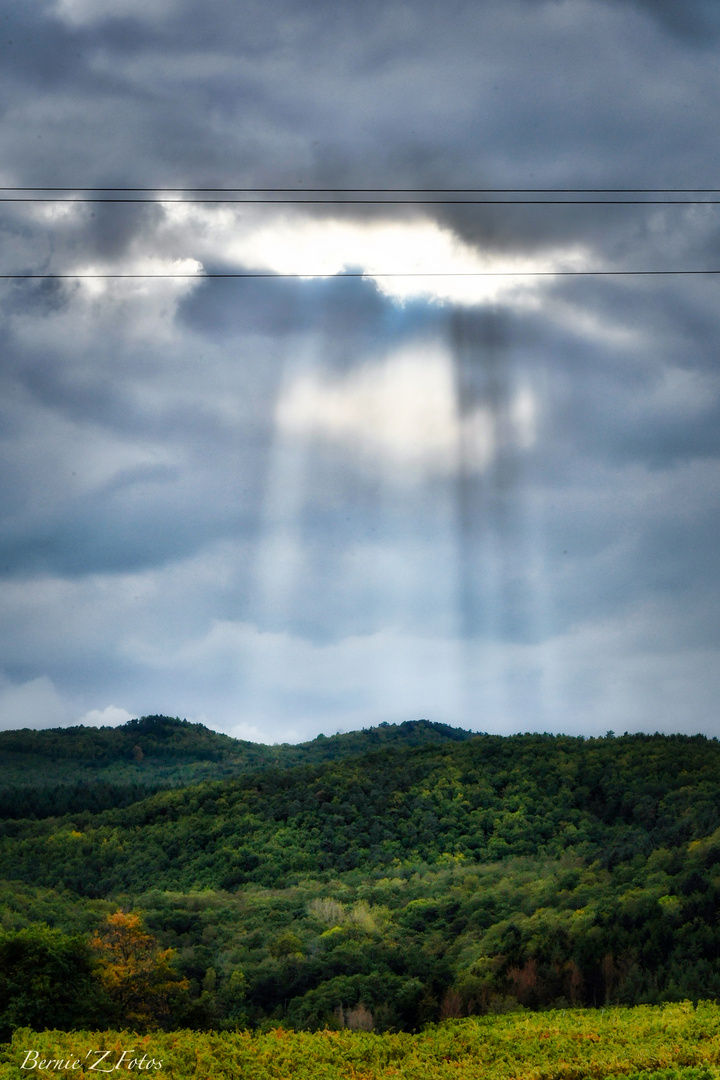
<box><xmin>0</xmin><ymin>925</ymin><xmax>104</xmax><ymax>1038</ymax></box>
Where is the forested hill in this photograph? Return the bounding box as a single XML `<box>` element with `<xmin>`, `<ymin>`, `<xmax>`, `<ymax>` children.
<box><xmin>3</xmin><ymin>729</ymin><xmax>720</xmax><ymax>1029</ymax></box>
<box><xmin>2</xmin><ymin>730</ymin><xmax>719</xmax><ymax>895</ymax></box>
<box><xmin>0</xmin><ymin>715</ymin><xmax>472</xmax><ymax>818</ymax></box>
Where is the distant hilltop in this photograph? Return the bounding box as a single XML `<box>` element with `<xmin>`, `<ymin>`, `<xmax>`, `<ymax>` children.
<box><xmin>0</xmin><ymin>716</ymin><xmax>474</xmax><ymax>817</ymax></box>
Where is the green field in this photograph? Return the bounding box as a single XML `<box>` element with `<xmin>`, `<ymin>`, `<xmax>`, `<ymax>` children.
<box><xmin>3</xmin><ymin>1003</ymin><xmax>720</xmax><ymax>1080</ymax></box>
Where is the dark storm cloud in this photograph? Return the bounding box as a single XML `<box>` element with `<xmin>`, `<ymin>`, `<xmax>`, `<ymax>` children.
<box><xmin>2</xmin><ymin>0</ymin><xmax>718</xmax><ymax>275</ymax></box>
<box><xmin>0</xmin><ymin>4</ymin><xmax>91</xmax><ymax>89</ymax></box>
<box><xmin>620</xmin><ymin>0</ymin><xmax>720</xmax><ymax>43</ymax></box>
<box><xmin>178</xmin><ymin>273</ymin><xmax>442</xmax><ymax>360</ymax></box>
<box><xmin>534</xmin><ymin>279</ymin><xmax>720</xmax><ymax>469</ymax></box>
<box><xmin>1</xmin><ymin>0</ymin><xmax>712</xmax><ymax>184</ymax></box>
<box><xmin>0</xmin><ymin>331</ymin><xmax>276</xmax><ymax>580</ymax></box>
<box><xmin>0</xmin><ymin>461</ymin><xmax>256</xmax><ymax>577</ymax></box>
<box><xmin>84</xmin><ymin>203</ymin><xmax>167</xmax><ymax>261</ymax></box>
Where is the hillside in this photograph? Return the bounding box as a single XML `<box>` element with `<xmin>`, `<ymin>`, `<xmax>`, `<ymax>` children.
<box><xmin>0</xmin><ymin>715</ymin><xmax>471</xmax><ymax>818</ymax></box>
<box><xmin>1</xmin><ymin>730</ymin><xmax>720</xmax><ymax>1031</ymax></box>
<box><xmin>3</xmin><ymin>730</ymin><xmax>717</xmax><ymax>892</ymax></box>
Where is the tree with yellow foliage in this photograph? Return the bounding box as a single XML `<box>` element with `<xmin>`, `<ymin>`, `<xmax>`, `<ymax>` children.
<box><xmin>91</xmin><ymin>910</ymin><xmax>189</xmax><ymax>1030</ymax></box>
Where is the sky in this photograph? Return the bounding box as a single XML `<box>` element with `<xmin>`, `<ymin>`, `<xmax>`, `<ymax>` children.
<box><xmin>1</xmin><ymin>0</ymin><xmax>720</xmax><ymax>743</ymax></box>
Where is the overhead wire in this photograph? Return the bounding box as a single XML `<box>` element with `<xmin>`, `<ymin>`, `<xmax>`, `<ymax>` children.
<box><xmin>1</xmin><ymin>271</ymin><xmax>719</xmax><ymax>279</ymax></box>
<box><xmin>1</xmin><ymin>186</ymin><xmax>720</xmax><ymax>192</ymax></box>
<box><xmin>1</xmin><ymin>197</ymin><xmax>720</xmax><ymax>204</ymax></box>
<box><xmin>1</xmin><ymin>186</ymin><xmax>718</xmax><ymax>277</ymax></box>
<box><xmin>1</xmin><ymin>185</ymin><xmax>720</xmax><ymax>204</ymax></box>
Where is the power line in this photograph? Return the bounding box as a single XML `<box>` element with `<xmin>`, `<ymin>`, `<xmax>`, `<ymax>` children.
<box><xmin>2</xmin><ymin>270</ymin><xmax>720</xmax><ymax>279</ymax></box>
<box><xmin>2</xmin><ymin>197</ymin><xmax>720</xmax><ymax>205</ymax></box>
<box><xmin>2</xmin><ymin>187</ymin><xmax>720</xmax><ymax>193</ymax></box>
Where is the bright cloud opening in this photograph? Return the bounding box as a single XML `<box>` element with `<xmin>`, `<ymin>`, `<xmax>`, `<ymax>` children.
<box><xmin>160</xmin><ymin>203</ymin><xmax>588</xmax><ymax>306</ymax></box>
<box><xmin>276</xmin><ymin>344</ymin><xmax>536</xmax><ymax>476</ymax></box>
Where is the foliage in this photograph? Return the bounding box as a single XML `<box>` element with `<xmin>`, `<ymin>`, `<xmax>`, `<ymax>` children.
<box><xmin>0</xmin><ymin>926</ymin><xmax>104</xmax><ymax>1039</ymax></box>
<box><xmin>2</xmin><ymin>732</ymin><xmax>719</xmax><ymax>893</ymax></box>
<box><xmin>0</xmin><ymin>716</ymin><xmax>240</xmax><ymax>765</ymax></box>
<box><xmin>0</xmin><ymin>717</ymin><xmax>471</xmax><ymax>817</ymax></box>
<box><xmin>0</xmin><ymin>716</ymin><xmax>266</xmax><ymax>808</ymax></box>
<box><xmin>3</xmin><ymin>1003</ymin><xmax>720</xmax><ymax>1079</ymax></box>
<box><xmin>2</xmin><ymin>833</ymin><xmax>720</xmax><ymax>1030</ymax></box>
<box><xmin>91</xmin><ymin>912</ymin><xmax>190</xmax><ymax>1030</ymax></box>
<box><xmin>0</xmin><ymin>881</ymin><xmax>113</xmax><ymax>934</ymax></box>
<box><xmin>3</xmin><ymin>728</ymin><xmax>720</xmax><ymax>1031</ymax></box>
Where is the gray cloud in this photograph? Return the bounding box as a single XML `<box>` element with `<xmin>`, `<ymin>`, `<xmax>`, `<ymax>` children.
<box><xmin>618</xmin><ymin>0</ymin><xmax>720</xmax><ymax>43</ymax></box>
<box><xmin>0</xmin><ymin>0</ymin><xmax>719</xmax><ymax>736</ymax></box>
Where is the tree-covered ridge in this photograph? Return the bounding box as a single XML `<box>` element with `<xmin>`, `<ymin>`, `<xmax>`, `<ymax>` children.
<box><xmin>2</xmin><ymin>729</ymin><xmax>720</xmax><ymax>1032</ymax></box>
<box><xmin>2</xmin><ymin>731</ymin><xmax>718</xmax><ymax>894</ymax></box>
<box><xmin>0</xmin><ymin>715</ymin><xmax>470</xmax><ymax>770</ymax></box>
<box><xmin>0</xmin><ymin>714</ymin><xmax>264</xmax><ymax>787</ymax></box>
<box><xmin>0</xmin><ymin>716</ymin><xmax>471</xmax><ymax>819</ymax></box>
<box><xmin>0</xmin><ymin>715</ymin><xmax>261</xmax><ymax>819</ymax></box>
<box><xmin>0</xmin><ymin>715</ymin><xmax>241</xmax><ymax>763</ymax></box>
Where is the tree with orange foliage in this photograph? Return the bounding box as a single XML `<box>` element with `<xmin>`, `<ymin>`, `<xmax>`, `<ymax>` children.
<box><xmin>91</xmin><ymin>911</ymin><xmax>189</xmax><ymax>1030</ymax></box>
